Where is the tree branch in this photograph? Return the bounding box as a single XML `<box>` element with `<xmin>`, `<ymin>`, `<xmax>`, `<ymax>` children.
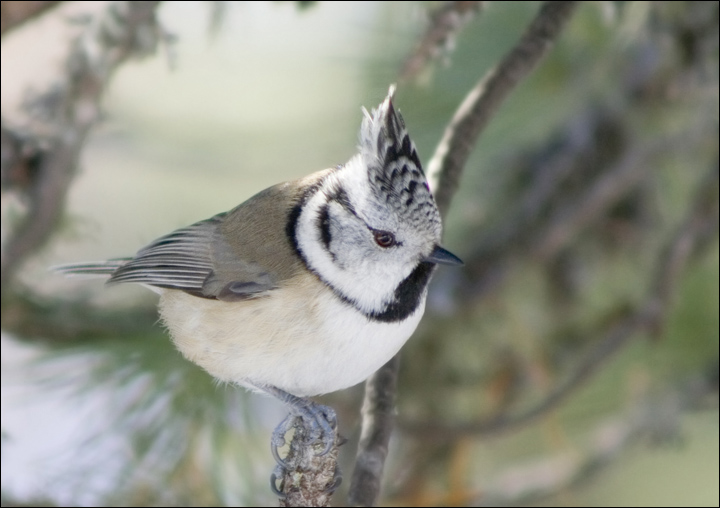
<box><xmin>347</xmin><ymin>355</ymin><xmax>400</xmax><ymax>507</ymax></box>
<box><xmin>427</xmin><ymin>1</ymin><xmax>580</xmax><ymax>217</ymax></box>
<box><xmin>0</xmin><ymin>1</ymin><xmax>161</xmax><ymax>300</ymax></box>
<box><xmin>454</xmin><ymin>110</ymin><xmax>632</xmax><ymax>298</ymax></box>
<box><xmin>0</xmin><ymin>0</ymin><xmax>61</xmax><ymax>36</ymax></box>
<box><xmin>532</xmin><ymin>140</ymin><xmax>657</xmax><ymax>261</ymax></box>
<box><xmin>0</xmin><ymin>291</ymin><xmax>158</xmax><ymax>343</ymax></box>
<box><xmin>399</xmin><ymin>1</ymin><xmax>484</xmax><ymax>83</ymax></box>
<box><xmin>277</xmin><ymin>421</ymin><xmax>343</xmax><ymax>507</ymax></box>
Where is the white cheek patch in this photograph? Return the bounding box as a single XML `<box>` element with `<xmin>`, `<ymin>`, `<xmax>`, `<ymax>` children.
<box><xmin>295</xmin><ymin>180</ymin><xmax>409</xmax><ymax>315</ymax></box>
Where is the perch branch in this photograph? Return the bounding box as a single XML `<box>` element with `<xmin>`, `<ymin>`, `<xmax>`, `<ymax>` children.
<box><xmin>277</xmin><ymin>420</ymin><xmax>343</xmax><ymax>507</ymax></box>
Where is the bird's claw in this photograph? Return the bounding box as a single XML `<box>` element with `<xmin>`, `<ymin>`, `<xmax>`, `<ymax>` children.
<box><xmin>311</xmin><ymin>404</ymin><xmax>337</xmax><ymax>456</ymax></box>
<box><xmin>270</xmin><ymin>413</ymin><xmax>298</xmax><ymax>469</ymax></box>
<box><xmin>324</xmin><ymin>464</ymin><xmax>342</xmax><ymax>494</ymax></box>
<box><xmin>270</xmin><ymin>402</ymin><xmax>337</xmax><ymax>469</ymax></box>
<box><xmin>270</xmin><ymin>465</ymin><xmax>287</xmax><ymax>498</ymax></box>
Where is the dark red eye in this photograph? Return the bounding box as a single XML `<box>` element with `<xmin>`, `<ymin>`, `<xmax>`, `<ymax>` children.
<box><xmin>374</xmin><ymin>230</ymin><xmax>396</xmax><ymax>248</ymax></box>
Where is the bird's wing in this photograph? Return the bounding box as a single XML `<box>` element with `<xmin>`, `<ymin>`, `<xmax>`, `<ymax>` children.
<box><xmin>106</xmin><ymin>212</ymin><xmax>276</xmax><ymax>301</ymax></box>
<box><xmin>57</xmin><ymin>180</ymin><xmax>324</xmax><ymax>301</ymax></box>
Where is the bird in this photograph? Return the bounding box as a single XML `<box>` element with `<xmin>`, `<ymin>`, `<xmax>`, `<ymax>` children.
<box><xmin>55</xmin><ymin>86</ymin><xmax>462</xmax><ymax>480</ymax></box>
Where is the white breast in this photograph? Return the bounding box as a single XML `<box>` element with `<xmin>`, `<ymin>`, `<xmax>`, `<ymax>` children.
<box><xmin>158</xmin><ymin>271</ymin><xmax>425</xmax><ymax>397</ymax></box>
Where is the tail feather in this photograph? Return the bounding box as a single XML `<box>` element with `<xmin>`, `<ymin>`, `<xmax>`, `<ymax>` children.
<box><xmin>52</xmin><ymin>259</ymin><xmax>131</xmax><ymax>279</ymax></box>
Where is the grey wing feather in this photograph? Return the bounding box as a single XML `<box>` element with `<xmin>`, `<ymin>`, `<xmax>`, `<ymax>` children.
<box><xmin>107</xmin><ymin>212</ymin><xmax>277</xmax><ymax>300</ymax></box>
<box><xmin>54</xmin><ymin>259</ymin><xmax>131</xmax><ymax>277</ymax></box>
<box><xmin>107</xmin><ymin>214</ymin><xmax>224</xmax><ymax>292</ymax></box>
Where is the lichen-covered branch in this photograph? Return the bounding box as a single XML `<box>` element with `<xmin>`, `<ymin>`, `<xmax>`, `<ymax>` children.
<box><xmin>400</xmin><ymin>1</ymin><xmax>484</xmax><ymax>83</ymax></box>
<box><xmin>276</xmin><ymin>420</ymin><xmax>343</xmax><ymax>507</ymax></box>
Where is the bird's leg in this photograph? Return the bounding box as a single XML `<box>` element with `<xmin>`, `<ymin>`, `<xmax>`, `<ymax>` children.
<box><xmin>259</xmin><ymin>385</ymin><xmax>343</xmax><ymax>500</ymax></box>
<box><xmin>260</xmin><ymin>385</ymin><xmax>338</xmax><ymax>468</ymax></box>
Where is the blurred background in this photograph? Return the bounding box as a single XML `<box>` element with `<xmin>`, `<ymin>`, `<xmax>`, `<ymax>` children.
<box><xmin>1</xmin><ymin>1</ymin><xmax>718</xmax><ymax>506</ymax></box>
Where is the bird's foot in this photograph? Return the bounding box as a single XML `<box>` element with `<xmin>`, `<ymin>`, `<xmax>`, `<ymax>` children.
<box><xmin>260</xmin><ymin>385</ymin><xmax>343</xmax><ymax>498</ymax></box>
<box><xmin>269</xmin><ymin>401</ymin><xmax>337</xmax><ymax>469</ymax></box>
<box><xmin>260</xmin><ymin>385</ymin><xmax>338</xmax><ymax>469</ymax></box>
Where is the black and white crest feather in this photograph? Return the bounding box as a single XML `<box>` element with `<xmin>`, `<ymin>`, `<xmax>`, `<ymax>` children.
<box><xmin>359</xmin><ymin>87</ymin><xmax>441</xmax><ymax>238</ymax></box>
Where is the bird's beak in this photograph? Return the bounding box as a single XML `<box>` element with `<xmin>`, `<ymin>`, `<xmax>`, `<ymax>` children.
<box><xmin>424</xmin><ymin>245</ymin><xmax>463</xmax><ymax>266</ymax></box>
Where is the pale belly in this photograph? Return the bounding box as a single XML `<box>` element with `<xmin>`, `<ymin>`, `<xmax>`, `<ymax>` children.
<box><xmin>158</xmin><ymin>272</ymin><xmax>425</xmax><ymax>396</ymax></box>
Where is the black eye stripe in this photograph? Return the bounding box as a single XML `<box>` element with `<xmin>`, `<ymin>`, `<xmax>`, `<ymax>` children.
<box><xmin>330</xmin><ymin>187</ymin><xmax>357</xmax><ymax>217</ymax></box>
<box><xmin>317</xmin><ymin>204</ymin><xmax>332</xmax><ymax>251</ymax></box>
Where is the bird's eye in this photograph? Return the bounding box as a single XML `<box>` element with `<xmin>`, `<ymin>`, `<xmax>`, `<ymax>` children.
<box><xmin>373</xmin><ymin>230</ymin><xmax>396</xmax><ymax>248</ymax></box>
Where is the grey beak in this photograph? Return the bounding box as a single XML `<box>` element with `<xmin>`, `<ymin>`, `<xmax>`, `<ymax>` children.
<box><xmin>424</xmin><ymin>245</ymin><xmax>463</xmax><ymax>266</ymax></box>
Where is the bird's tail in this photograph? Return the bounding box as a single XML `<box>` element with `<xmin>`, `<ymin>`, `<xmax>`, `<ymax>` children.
<box><xmin>52</xmin><ymin>259</ymin><xmax>130</xmax><ymax>279</ymax></box>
